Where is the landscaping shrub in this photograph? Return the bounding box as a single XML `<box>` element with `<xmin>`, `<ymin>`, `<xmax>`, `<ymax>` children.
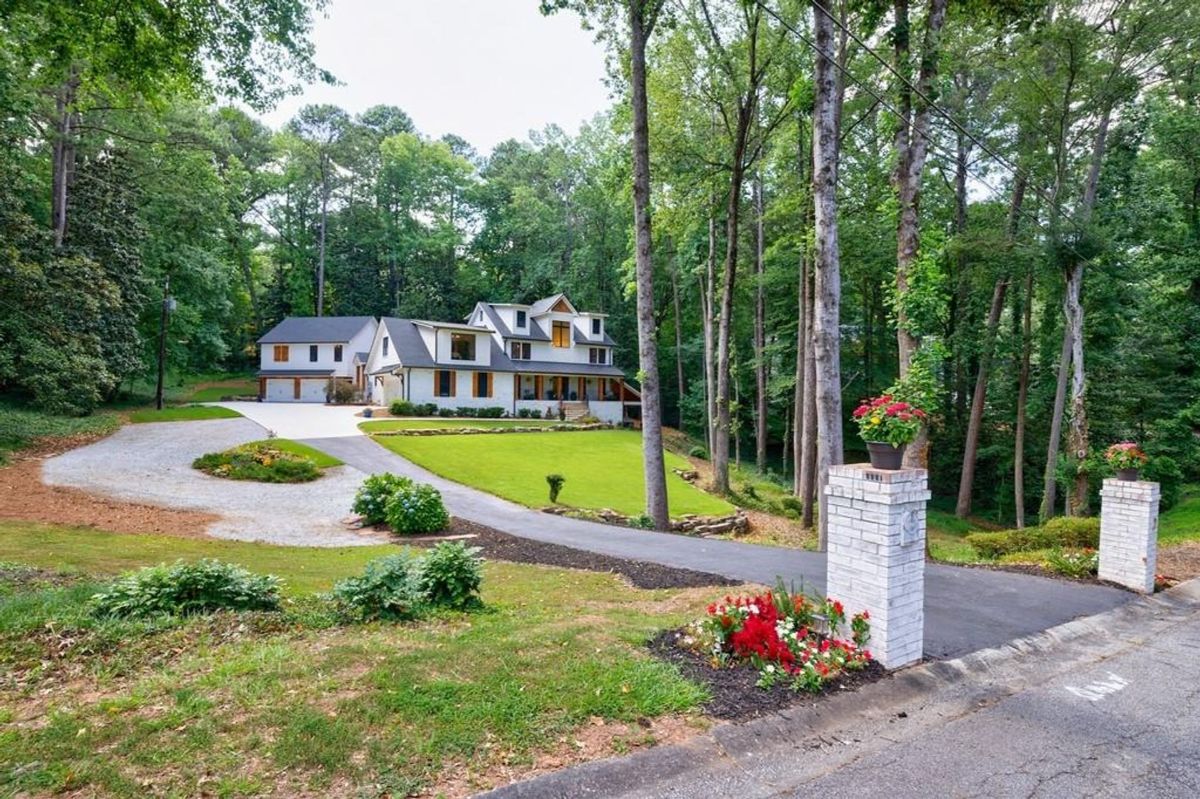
<box><xmin>478</xmin><ymin>406</ymin><xmax>505</xmax><ymax>418</ymax></box>
<box><xmin>546</xmin><ymin>473</ymin><xmax>565</xmax><ymax>503</ymax></box>
<box><xmin>517</xmin><ymin>408</ymin><xmax>531</xmax><ymax>418</ymax></box>
<box><xmin>455</xmin><ymin>406</ymin><xmax>478</xmax><ymax>417</ymax></box>
<box><xmin>965</xmin><ymin>517</ymin><xmax>1100</xmax><ymax>559</ymax></box>
<box><xmin>529</xmin><ymin>409</ymin><xmax>543</xmax><ymax>419</ymax></box>
<box><xmin>390</xmin><ymin>400</ymin><xmax>416</xmax><ymax>416</ymax></box>
<box><xmin>332</xmin><ymin>554</ymin><xmax>425</xmax><ymax>621</ymax></box>
<box><xmin>326</xmin><ymin>379</ymin><xmax>358</xmax><ymax>404</ymax></box>
<box><xmin>193</xmin><ymin>443</ymin><xmax>320</xmax><ymax>483</ymax></box>
<box><xmin>90</xmin><ymin>559</ymin><xmax>282</xmax><ymax>619</ymax></box>
<box><xmin>689</xmin><ymin>445</ymin><xmax>709</xmax><ymax>460</ymax></box>
<box><xmin>578</xmin><ymin>414</ymin><xmax>601</xmax><ymax>424</ymax></box>
<box><xmin>776</xmin><ymin>496</ymin><xmax>804</xmax><ymax>517</ymax></box>
<box><xmin>352</xmin><ymin>473</ymin><xmax>412</xmax><ymax>525</ymax></box>
<box><xmin>384</xmin><ymin>481</ymin><xmax>450</xmax><ymax>534</ymax></box>
<box><xmin>416</xmin><ymin>542</ymin><xmax>483</xmax><ymax>609</ymax></box>
<box><xmin>1045</xmin><ymin>548</ymin><xmax>1099</xmax><ymax>579</ymax></box>
<box><xmin>420</xmin><ymin>403</ymin><xmax>438</xmax><ymax>416</ymax></box>
<box><xmin>631</xmin><ymin>514</ymin><xmax>655</xmax><ymax>529</ymax></box>
<box><xmin>437</xmin><ymin>407</ymin><xmax>455</xmax><ymax>418</ymax></box>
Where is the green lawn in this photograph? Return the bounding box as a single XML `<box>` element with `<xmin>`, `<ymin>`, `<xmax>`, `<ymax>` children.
<box><xmin>374</xmin><ymin>429</ymin><xmax>734</xmax><ymax>519</ymax></box>
<box><xmin>1159</xmin><ymin>484</ymin><xmax>1200</xmax><ymax>545</ymax></box>
<box><xmin>127</xmin><ymin>405</ymin><xmax>242</xmax><ymax>423</ymax></box>
<box><xmin>360</xmin><ymin>418</ymin><xmax>568</xmax><ymax>433</ymax></box>
<box><xmin>185</xmin><ymin>378</ymin><xmax>258</xmax><ymax>402</ymax></box>
<box><xmin>0</xmin><ymin>401</ymin><xmax>122</xmax><ymax>464</ymax></box>
<box><xmin>0</xmin><ymin>521</ymin><xmax>713</xmax><ymax>796</ymax></box>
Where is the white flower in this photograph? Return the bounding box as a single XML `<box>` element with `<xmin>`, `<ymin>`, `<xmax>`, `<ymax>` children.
<box><xmin>765</xmin><ymin>664</ymin><xmax>776</xmax><ymax>673</ymax></box>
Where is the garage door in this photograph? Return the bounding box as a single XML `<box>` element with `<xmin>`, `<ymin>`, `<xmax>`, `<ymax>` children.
<box><xmin>264</xmin><ymin>378</ymin><xmax>328</xmax><ymax>403</ymax></box>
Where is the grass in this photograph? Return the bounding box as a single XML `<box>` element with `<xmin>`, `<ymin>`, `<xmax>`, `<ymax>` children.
<box><xmin>193</xmin><ymin>439</ymin><xmax>344</xmax><ymax>483</ymax></box>
<box><xmin>0</xmin><ymin>401</ymin><xmax>122</xmax><ymax>464</ymax></box>
<box><xmin>361</xmin><ymin>418</ymin><xmax>567</xmax><ymax>433</ymax></box>
<box><xmin>0</xmin><ymin>521</ymin><xmax>715</xmax><ymax>796</ymax></box>
<box><xmin>127</xmin><ymin>405</ymin><xmax>242</xmax><ymax>423</ymax></box>
<box><xmin>247</xmin><ymin>439</ymin><xmax>343</xmax><ymax>469</ymax></box>
<box><xmin>374</xmin><ymin>429</ymin><xmax>734</xmax><ymax>518</ymax></box>
<box><xmin>1159</xmin><ymin>484</ymin><xmax>1200</xmax><ymax>545</ymax></box>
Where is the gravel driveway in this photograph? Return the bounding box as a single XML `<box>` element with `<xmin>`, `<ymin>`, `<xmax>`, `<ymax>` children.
<box><xmin>42</xmin><ymin>418</ymin><xmax>386</xmax><ymax>547</ymax></box>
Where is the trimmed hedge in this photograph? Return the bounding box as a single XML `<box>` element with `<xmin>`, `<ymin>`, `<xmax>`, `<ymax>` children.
<box><xmin>965</xmin><ymin>517</ymin><xmax>1100</xmax><ymax>559</ymax></box>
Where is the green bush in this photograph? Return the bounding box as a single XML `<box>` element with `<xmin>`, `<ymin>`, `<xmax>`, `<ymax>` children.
<box><xmin>192</xmin><ymin>443</ymin><xmax>320</xmax><ymax>483</ymax></box>
<box><xmin>332</xmin><ymin>554</ymin><xmax>425</xmax><ymax>621</ymax></box>
<box><xmin>478</xmin><ymin>406</ymin><xmax>505</xmax><ymax>418</ymax></box>
<box><xmin>437</xmin><ymin>407</ymin><xmax>455</xmax><ymax>418</ymax></box>
<box><xmin>530</xmin><ymin>409</ymin><xmax>543</xmax><ymax>419</ymax></box>
<box><xmin>455</xmin><ymin>406</ymin><xmax>478</xmax><ymax>417</ymax></box>
<box><xmin>326</xmin><ymin>379</ymin><xmax>358</xmax><ymax>404</ymax></box>
<box><xmin>1045</xmin><ymin>548</ymin><xmax>1099</xmax><ymax>579</ymax></box>
<box><xmin>352</xmin><ymin>473</ymin><xmax>412</xmax><ymax>525</ymax></box>
<box><xmin>966</xmin><ymin>517</ymin><xmax>1100</xmax><ymax>559</ymax></box>
<box><xmin>546</xmin><ymin>473</ymin><xmax>565</xmax><ymax>503</ymax></box>
<box><xmin>416</xmin><ymin>542</ymin><xmax>483</xmax><ymax>609</ymax></box>
<box><xmin>390</xmin><ymin>400</ymin><xmax>416</xmax><ymax>416</ymax></box>
<box><xmin>517</xmin><ymin>408</ymin><xmax>531</xmax><ymax>418</ymax></box>
<box><xmin>385</xmin><ymin>481</ymin><xmax>450</xmax><ymax>534</ymax></box>
<box><xmin>418</xmin><ymin>403</ymin><xmax>438</xmax><ymax>416</ymax></box>
<box><xmin>90</xmin><ymin>559</ymin><xmax>282</xmax><ymax>619</ymax></box>
<box><xmin>689</xmin><ymin>445</ymin><xmax>709</xmax><ymax>460</ymax></box>
<box><xmin>777</xmin><ymin>496</ymin><xmax>804</xmax><ymax>517</ymax></box>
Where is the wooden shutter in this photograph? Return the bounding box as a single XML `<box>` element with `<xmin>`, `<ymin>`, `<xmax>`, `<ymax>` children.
<box><xmin>472</xmin><ymin>371</ymin><xmax>478</xmax><ymax>398</ymax></box>
<box><xmin>535</xmin><ymin>375</ymin><xmax>543</xmax><ymax>399</ymax></box>
<box><xmin>449</xmin><ymin>370</ymin><xmax>456</xmax><ymax>397</ymax></box>
<box><xmin>486</xmin><ymin>372</ymin><xmax>493</xmax><ymax>398</ymax></box>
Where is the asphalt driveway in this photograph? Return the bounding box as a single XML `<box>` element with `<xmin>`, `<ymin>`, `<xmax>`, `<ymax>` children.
<box><xmin>42</xmin><ymin>418</ymin><xmax>383</xmax><ymax>547</ymax></box>
<box><xmin>306</xmin><ymin>435</ymin><xmax>1133</xmax><ymax>659</ymax></box>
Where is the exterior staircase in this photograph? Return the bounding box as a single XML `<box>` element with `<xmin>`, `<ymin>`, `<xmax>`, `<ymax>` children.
<box><xmin>561</xmin><ymin>401</ymin><xmax>591</xmax><ymax>422</ymax></box>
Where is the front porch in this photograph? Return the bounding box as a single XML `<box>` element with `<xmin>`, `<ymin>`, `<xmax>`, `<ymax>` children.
<box><xmin>511</xmin><ymin>374</ymin><xmax>639</xmax><ymax>423</ymax></box>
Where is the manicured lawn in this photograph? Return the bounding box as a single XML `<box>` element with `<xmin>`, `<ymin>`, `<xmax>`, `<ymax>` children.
<box><xmin>248</xmin><ymin>439</ymin><xmax>344</xmax><ymax>469</ymax></box>
<box><xmin>1159</xmin><ymin>484</ymin><xmax>1200</xmax><ymax>545</ymax></box>
<box><xmin>0</xmin><ymin>522</ymin><xmax>713</xmax><ymax>796</ymax></box>
<box><xmin>185</xmin><ymin>378</ymin><xmax>258</xmax><ymax>402</ymax></box>
<box><xmin>127</xmin><ymin>405</ymin><xmax>242</xmax><ymax>423</ymax></box>
<box><xmin>374</xmin><ymin>429</ymin><xmax>735</xmax><ymax>518</ymax></box>
<box><xmin>361</xmin><ymin>418</ymin><xmax>567</xmax><ymax>433</ymax></box>
<box><xmin>0</xmin><ymin>401</ymin><xmax>121</xmax><ymax>464</ymax></box>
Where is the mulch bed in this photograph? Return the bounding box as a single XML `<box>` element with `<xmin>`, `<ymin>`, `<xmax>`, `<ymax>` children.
<box><xmin>402</xmin><ymin>518</ymin><xmax>741</xmax><ymax>590</ymax></box>
<box><xmin>647</xmin><ymin>629</ymin><xmax>888</xmax><ymax>721</ymax></box>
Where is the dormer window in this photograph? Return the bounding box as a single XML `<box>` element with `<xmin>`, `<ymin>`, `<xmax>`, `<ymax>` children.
<box><xmin>591</xmin><ymin>318</ymin><xmax>601</xmax><ymax>336</ymax></box>
<box><xmin>516</xmin><ymin>310</ymin><xmax>527</xmax><ymax>328</ymax></box>
<box><xmin>450</xmin><ymin>332</ymin><xmax>476</xmax><ymax>361</ymax></box>
<box><xmin>552</xmin><ymin>321</ymin><xmax>570</xmax><ymax>348</ymax></box>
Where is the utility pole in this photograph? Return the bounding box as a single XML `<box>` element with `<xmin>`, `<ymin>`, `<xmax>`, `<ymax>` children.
<box><xmin>155</xmin><ymin>275</ymin><xmax>174</xmax><ymax>411</ymax></box>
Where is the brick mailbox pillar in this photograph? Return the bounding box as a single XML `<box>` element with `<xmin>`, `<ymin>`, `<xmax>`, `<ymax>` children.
<box><xmin>1099</xmin><ymin>478</ymin><xmax>1160</xmax><ymax>594</ymax></box>
<box><xmin>825</xmin><ymin>464</ymin><xmax>930</xmax><ymax>670</ymax></box>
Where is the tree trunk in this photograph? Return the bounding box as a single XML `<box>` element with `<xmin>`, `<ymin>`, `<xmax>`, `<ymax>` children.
<box><xmin>704</xmin><ymin>211</ymin><xmax>718</xmax><ymax>455</ymax></box>
<box><xmin>1040</xmin><ymin>319</ymin><xmax>1072</xmax><ymax>522</ymax></box>
<box><xmin>670</xmin><ymin>260</ymin><xmax>686</xmax><ymax>429</ymax></box>
<box><xmin>1014</xmin><ymin>270</ymin><xmax>1033</xmax><ymax>528</ymax></box>
<box><xmin>754</xmin><ymin>172</ymin><xmax>768</xmax><ymax>473</ymax></box>
<box><xmin>51</xmin><ymin>71</ymin><xmax>81</xmax><ymax>249</ymax></box>
<box><xmin>793</xmin><ymin>248</ymin><xmax>807</xmax><ymax>495</ymax></box>
<box><xmin>811</xmin><ymin>0</ymin><xmax>844</xmax><ymax>549</ymax></box>
<box><xmin>628</xmin><ymin>0</ymin><xmax>670</xmax><ymax>530</ymax></box>
<box><xmin>800</xmin><ymin>257</ymin><xmax>818</xmax><ymax>529</ymax></box>
<box><xmin>316</xmin><ymin>161</ymin><xmax>329</xmax><ymax>316</ymax></box>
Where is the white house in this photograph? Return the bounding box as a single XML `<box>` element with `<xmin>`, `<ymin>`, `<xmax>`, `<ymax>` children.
<box><xmin>363</xmin><ymin>293</ymin><xmax>637</xmax><ymax>423</ymax></box>
<box><xmin>256</xmin><ymin>316</ymin><xmax>378</xmax><ymax>402</ymax></box>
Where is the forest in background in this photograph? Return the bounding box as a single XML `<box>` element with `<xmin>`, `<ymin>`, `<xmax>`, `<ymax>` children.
<box><xmin>1</xmin><ymin>0</ymin><xmax>1198</xmax><ymax>527</ymax></box>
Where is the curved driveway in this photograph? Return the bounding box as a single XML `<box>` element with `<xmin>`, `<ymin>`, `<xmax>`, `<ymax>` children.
<box><xmin>305</xmin><ymin>435</ymin><xmax>1132</xmax><ymax>659</ymax></box>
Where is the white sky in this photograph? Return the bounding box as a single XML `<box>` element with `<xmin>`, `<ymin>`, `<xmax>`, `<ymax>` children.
<box><xmin>260</xmin><ymin>0</ymin><xmax>614</xmax><ymax>154</ymax></box>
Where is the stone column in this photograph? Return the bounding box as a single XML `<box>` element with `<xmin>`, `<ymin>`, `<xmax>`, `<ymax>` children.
<box><xmin>825</xmin><ymin>464</ymin><xmax>930</xmax><ymax>670</ymax></box>
<box><xmin>1099</xmin><ymin>478</ymin><xmax>1160</xmax><ymax>594</ymax></box>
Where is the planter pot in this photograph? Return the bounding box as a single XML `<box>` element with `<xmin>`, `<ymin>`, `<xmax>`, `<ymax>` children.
<box><xmin>363</xmin><ymin>408</ymin><xmax>374</xmax><ymax>418</ymax></box>
<box><xmin>866</xmin><ymin>441</ymin><xmax>907</xmax><ymax>471</ymax></box>
<box><xmin>1116</xmin><ymin>468</ymin><xmax>1139</xmax><ymax>481</ymax></box>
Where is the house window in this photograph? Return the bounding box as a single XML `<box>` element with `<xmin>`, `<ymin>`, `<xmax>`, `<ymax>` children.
<box><xmin>589</xmin><ymin>347</ymin><xmax>607</xmax><ymax>365</ymax></box>
<box><xmin>591</xmin><ymin>318</ymin><xmax>601</xmax><ymax>336</ymax></box>
<box><xmin>382</xmin><ymin>337</ymin><xmax>389</xmax><ymax>357</ymax></box>
<box><xmin>474</xmin><ymin>372</ymin><xmax>492</xmax><ymax>398</ymax></box>
<box><xmin>450</xmin><ymin>332</ymin><xmax>476</xmax><ymax>361</ymax></box>
<box><xmin>334</xmin><ymin>345</ymin><xmax>343</xmax><ymax>362</ymax></box>
<box><xmin>516</xmin><ymin>310</ymin><xmax>527</xmax><ymax>328</ymax></box>
<box><xmin>309</xmin><ymin>344</ymin><xmax>319</xmax><ymax>362</ymax></box>
<box><xmin>510</xmin><ymin>341</ymin><xmax>531</xmax><ymax>360</ymax></box>
<box><xmin>552</xmin><ymin>321</ymin><xmax>570</xmax><ymax>348</ymax></box>
<box><xmin>436</xmin><ymin>369</ymin><xmax>456</xmax><ymax>397</ymax></box>
<box><xmin>273</xmin><ymin>345</ymin><xmax>289</xmax><ymax>362</ymax></box>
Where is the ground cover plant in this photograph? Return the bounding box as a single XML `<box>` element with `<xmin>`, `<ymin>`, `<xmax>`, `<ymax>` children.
<box><xmin>192</xmin><ymin>439</ymin><xmax>340</xmax><ymax>483</ymax></box>
<box><xmin>676</xmin><ymin>585</ymin><xmax>871</xmax><ymax>693</ymax></box>
<box><xmin>90</xmin><ymin>559</ymin><xmax>283</xmax><ymax>618</ymax></box>
<box><xmin>128</xmin><ymin>405</ymin><xmax>242</xmax><ymax>423</ymax></box>
<box><xmin>332</xmin><ymin>543</ymin><xmax>483</xmax><ymax>620</ymax></box>
<box><xmin>374</xmin><ymin>429</ymin><xmax>733</xmax><ymax>518</ymax></box>
<box><xmin>0</xmin><ymin>522</ymin><xmax>718</xmax><ymax>796</ymax></box>
<box><xmin>0</xmin><ymin>401</ymin><xmax>121</xmax><ymax>464</ymax></box>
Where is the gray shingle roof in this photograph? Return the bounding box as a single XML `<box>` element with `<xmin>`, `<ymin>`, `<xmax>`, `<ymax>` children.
<box><xmin>479</xmin><ymin>303</ymin><xmax>550</xmax><ymax>341</ymax></box>
<box><xmin>572</xmin><ymin>326</ymin><xmax>616</xmax><ymax>347</ymax></box>
<box><xmin>258</xmin><ymin>316</ymin><xmax>375</xmax><ymax>344</ymax></box>
<box><xmin>379</xmin><ymin>318</ymin><xmax>435</xmax><ymax>367</ymax></box>
<box><xmin>529</xmin><ymin>293</ymin><xmax>576</xmax><ymax>315</ymax></box>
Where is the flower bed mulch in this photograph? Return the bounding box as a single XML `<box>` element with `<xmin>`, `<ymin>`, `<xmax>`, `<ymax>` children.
<box><xmin>647</xmin><ymin>628</ymin><xmax>887</xmax><ymax>721</ymax></box>
<box><xmin>403</xmin><ymin>518</ymin><xmax>741</xmax><ymax>590</ymax></box>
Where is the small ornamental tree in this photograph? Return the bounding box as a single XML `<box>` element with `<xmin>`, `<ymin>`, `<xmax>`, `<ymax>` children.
<box><xmin>546</xmin><ymin>473</ymin><xmax>566</xmax><ymax>503</ymax></box>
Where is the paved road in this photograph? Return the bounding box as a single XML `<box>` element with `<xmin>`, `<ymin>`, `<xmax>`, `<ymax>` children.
<box><xmin>303</xmin><ymin>435</ymin><xmax>1132</xmax><ymax>659</ymax></box>
<box><xmin>483</xmin><ymin>581</ymin><xmax>1200</xmax><ymax>799</ymax></box>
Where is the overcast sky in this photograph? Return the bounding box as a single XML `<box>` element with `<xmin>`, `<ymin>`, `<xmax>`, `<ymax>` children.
<box><xmin>260</xmin><ymin>0</ymin><xmax>614</xmax><ymax>155</ymax></box>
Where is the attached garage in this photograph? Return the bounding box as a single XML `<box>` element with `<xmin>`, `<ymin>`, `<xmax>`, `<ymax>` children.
<box><xmin>257</xmin><ymin>370</ymin><xmax>334</xmax><ymax>403</ymax></box>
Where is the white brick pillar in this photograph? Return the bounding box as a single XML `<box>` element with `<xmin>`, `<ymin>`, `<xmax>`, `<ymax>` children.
<box><xmin>825</xmin><ymin>464</ymin><xmax>930</xmax><ymax>670</ymax></box>
<box><xmin>1099</xmin><ymin>478</ymin><xmax>1160</xmax><ymax>594</ymax></box>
